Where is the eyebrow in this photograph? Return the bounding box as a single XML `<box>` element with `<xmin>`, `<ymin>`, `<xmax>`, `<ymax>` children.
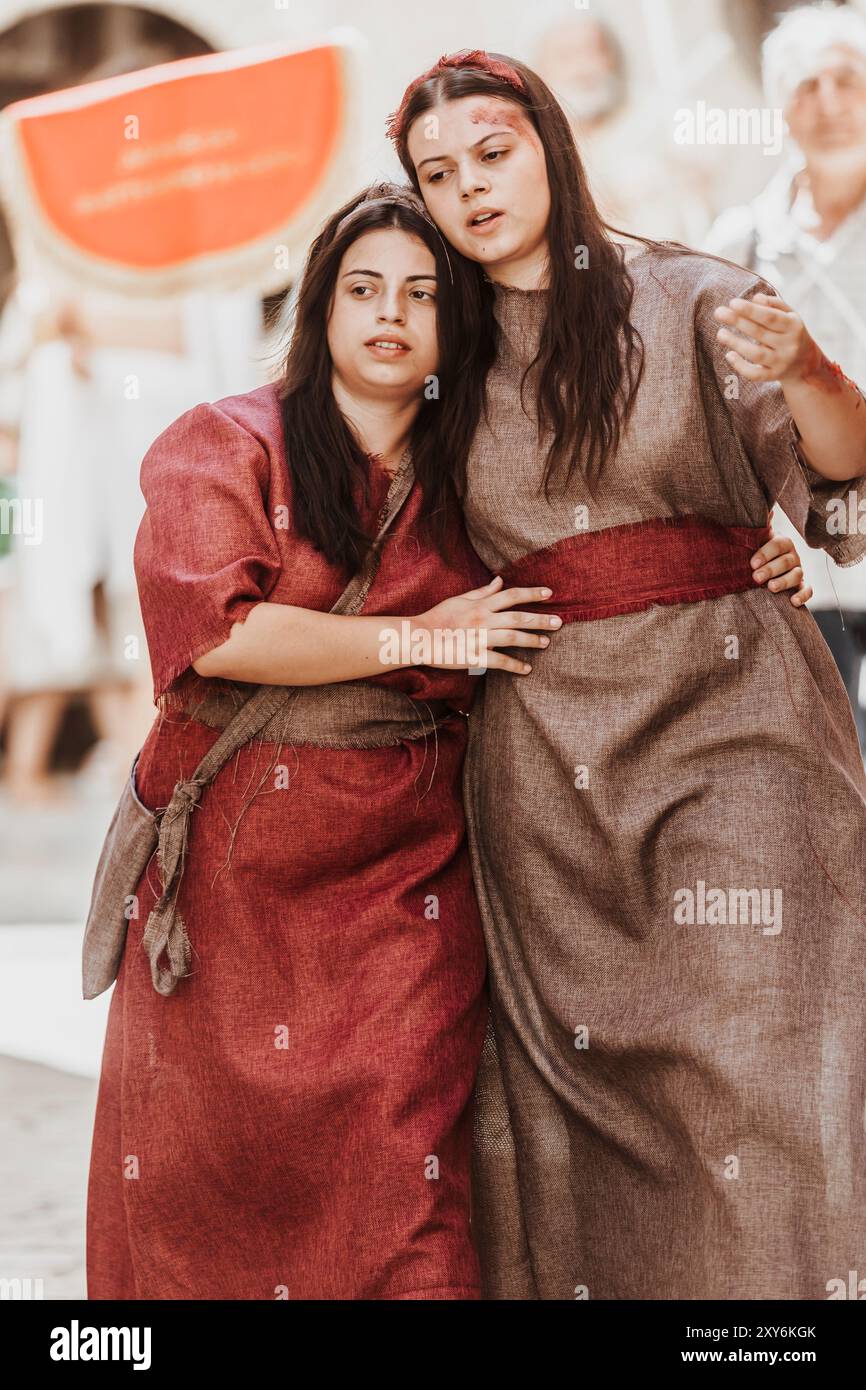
<box><xmin>341</xmin><ymin>269</ymin><xmax>437</xmax><ymax>281</ymax></box>
<box><xmin>416</xmin><ymin>129</ymin><xmax>512</xmax><ymax>170</ymax></box>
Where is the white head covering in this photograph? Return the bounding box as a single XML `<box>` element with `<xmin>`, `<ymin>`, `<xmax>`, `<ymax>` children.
<box><xmin>762</xmin><ymin>3</ymin><xmax>866</xmax><ymax>111</ymax></box>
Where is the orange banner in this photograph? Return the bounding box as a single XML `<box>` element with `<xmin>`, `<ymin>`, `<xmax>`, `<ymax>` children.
<box><xmin>0</xmin><ymin>33</ymin><xmax>361</xmax><ymax>297</ymax></box>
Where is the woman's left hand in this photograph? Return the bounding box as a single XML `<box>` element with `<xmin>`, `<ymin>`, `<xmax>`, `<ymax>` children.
<box><xmin>750</xmin><ymin>526</ymin><xmax>813</xmax><ymax>607</ymax></box>
<box><xmin>714</xmin><ymin>294</ymin><xmax>814</xmax><ymax>385</ymax></box>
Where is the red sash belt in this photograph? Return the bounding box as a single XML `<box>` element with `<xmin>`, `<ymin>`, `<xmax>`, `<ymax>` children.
<box><xmin>500</xmin><ymin>515</ymin><xmax>772</xmax><ymax>624</ymax></box>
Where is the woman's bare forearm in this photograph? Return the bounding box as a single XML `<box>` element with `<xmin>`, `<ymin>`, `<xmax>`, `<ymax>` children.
<box><xmin>715</xmin><ymin>293</ymin><xmax>866</xmax><ymax>481</ymax></box>
<box><xmin>782</xmin><ymin>357</ymin><xmax>866</xmax><ymax>481</ymax></box>
<box><xmin>192</xmin><ymin>601</ymin><xmax>420</xmax><ymax>685</ymax></box>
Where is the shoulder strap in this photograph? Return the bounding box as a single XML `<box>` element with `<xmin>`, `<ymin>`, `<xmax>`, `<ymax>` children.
<box><xmin>188</xmin><ymin>450</ymin><xmax>415</xmax><ymax>784</ymax></box>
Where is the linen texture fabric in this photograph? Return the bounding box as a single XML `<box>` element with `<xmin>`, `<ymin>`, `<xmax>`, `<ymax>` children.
<box><xmin>463</xmin><ymin>248</ymin><xmax>866</xmax><ymax>1301</ymax></box>
<box><xmin>86</xmin><ymin>384</ymin><xmax>491</xmax><ymax>1300</ymax></box>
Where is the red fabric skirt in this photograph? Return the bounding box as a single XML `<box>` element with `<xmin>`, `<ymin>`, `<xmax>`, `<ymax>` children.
<box><xmin>86</xmin><ymin>712</ymin><xmax>488</xmax><ymax>1300</ymax></box>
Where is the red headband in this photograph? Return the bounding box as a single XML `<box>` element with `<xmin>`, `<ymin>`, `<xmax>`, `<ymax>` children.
<box><xmin>385</xmin><ymin>49</ymin><xmax>527</xmax><ymax>145</ymax></box>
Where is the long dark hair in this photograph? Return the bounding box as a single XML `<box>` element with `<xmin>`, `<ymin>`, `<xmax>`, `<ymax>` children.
<box><xmin>276</xmin><ymin>182</ymin><xmax>494</xmax><ymax>572</ymax></box>
<box><xmin>391</xmin><ymin>54</ymin><xmax>651</xmax><ymax>497</ymax></box>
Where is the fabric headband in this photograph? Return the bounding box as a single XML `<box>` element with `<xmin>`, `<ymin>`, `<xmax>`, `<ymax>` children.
<box><xmin>332</xmin><ymin>190</ymin><xmax>456</xmax><ymax>287</ymax></box>
<box><xmin>385</xmin><ymin>49</ymin><xmax>527</xmax><ymax>145</ymax></box>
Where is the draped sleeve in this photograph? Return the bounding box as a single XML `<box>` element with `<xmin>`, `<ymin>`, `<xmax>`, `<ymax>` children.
<box><xmin>134</xmin><ymin>399</ymin><xmax>282</xmax><ymax>708</ymax></box>
<box><xmin>695</xmin><ymin>267</ymin><xmax>866</xmax><ymax>567</ymax></box>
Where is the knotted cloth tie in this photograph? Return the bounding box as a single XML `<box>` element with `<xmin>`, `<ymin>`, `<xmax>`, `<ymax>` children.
<box><xmin>135</xmin><ymin>681</ymin><xmax>456</xmax><ymax>996</ymax></box>
<box><xmin>82</xmin><ymin>451</ymin><xmax>419</xmax><ymax>1003</ymax></box>
<box><xmin>141</xmin><ymin>777</ymin><xmax>205</xmax><ymax>996</ymax></box>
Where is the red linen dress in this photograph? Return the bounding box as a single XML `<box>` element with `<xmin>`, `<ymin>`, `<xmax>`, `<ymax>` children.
<box><xmin>86</xmin><ymin>382</ymin><xmax>491</xmax><ymax>1300</ymax></box>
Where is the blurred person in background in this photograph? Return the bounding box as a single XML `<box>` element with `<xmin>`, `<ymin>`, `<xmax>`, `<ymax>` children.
<box><xmin>533</xmin><ymin>8</ymin><xmax>716</xmax><ymax>238</ymax></box>
<box><xmin>0</xmin><ymin>275</ymin><xmax>79</xmax><ymax>807</ymax></box>
<box><xmin>0</xmin><ymin>41</ymin><xmax>268</xmax><ymax>805</ymax></box>
<box><xmin>0</xmin><ymin>274</ymin><xmax>265</xmax><ymax>805</ymax></box>
<box><xmin>705</xmin><ymin>1</ymin><xmax>866</xmax><ymax>748</ymax></box>
<box><xmin>0</xmin><ymin>270</ymin><xmax>23</xmax><ymax>748</ymax></box>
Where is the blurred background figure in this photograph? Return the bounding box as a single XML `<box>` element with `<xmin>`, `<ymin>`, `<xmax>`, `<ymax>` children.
<box><xmin>531</xmin><ymin>6</ymin><xmax>719</xmax><ymax>238</ymax></box>
<box><xmin>0</xmin><ymin>28</ymin><xmax>268</xmax><ymax>806</ymax></box>
<box><xmin>0</xmin><ymin>256</ymin><xmax>22</xmax><ymax>774</ymax></box>
<box><xmin>0</xmin><ymin>274</ymin><xmax>266</xmax><ymax>805</ymax></box>
<box><xmin>705</xmin><ymin>1</ymin><xmax>866</xmax><ymax>748</ymax></box>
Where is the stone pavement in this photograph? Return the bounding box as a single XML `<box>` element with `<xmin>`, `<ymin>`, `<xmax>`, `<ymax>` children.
<box><xmin>0</xmin><ymin>760</ymin><xmax>121</xmax><ymax>1302</ymax></box>
<box><xmin>0</xmin><ymin>1054</ymin><xmax>96</xmax><ymax>1301</ymax></box>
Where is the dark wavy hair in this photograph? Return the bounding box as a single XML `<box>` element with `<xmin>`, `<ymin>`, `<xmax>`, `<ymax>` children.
<box><xmin>390</xmin><ymin>53</ymin><xmax>652</xmax><ymax>497</ymax></box>
<box><xmin>276</xmin><ymin>182</ymin><xmax>494</xmax><ymax>572</ymax></box>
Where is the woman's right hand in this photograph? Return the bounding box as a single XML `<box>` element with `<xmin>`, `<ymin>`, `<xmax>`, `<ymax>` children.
<box><xmin>414</xmin><ymin>575</ymin><xmax>562</xmax><ymax>674</ymax></box>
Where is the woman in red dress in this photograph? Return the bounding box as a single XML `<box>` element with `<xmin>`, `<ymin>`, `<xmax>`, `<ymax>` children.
<box><xmin>85</xmin><ymin>183</ymin><xmax>561</xmax><ymax>1301</ymax></box>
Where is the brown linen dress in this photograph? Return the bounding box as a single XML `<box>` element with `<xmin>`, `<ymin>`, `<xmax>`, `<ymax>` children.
<box><xmin>461</xmin><ymin>246</ymin><xmax>866</xmax><ymax>1301</ymax></box>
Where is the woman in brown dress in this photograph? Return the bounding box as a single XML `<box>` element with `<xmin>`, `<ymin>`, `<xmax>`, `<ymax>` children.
<box><xmin>388</xmin><ymin>51</ymin><xmax>866</xmax><ymax>1300</ymax></box>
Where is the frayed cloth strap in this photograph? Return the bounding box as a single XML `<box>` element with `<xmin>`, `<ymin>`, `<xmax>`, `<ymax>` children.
<box><xmin>142</xmin><ymin>451</ymin><xmax>415</xmax><ymax>996</ymax></box>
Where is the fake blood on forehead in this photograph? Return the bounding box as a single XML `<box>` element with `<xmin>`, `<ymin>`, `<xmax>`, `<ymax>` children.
<box><xmin>467</xmin><ymin>102</ymin><xmax>521</xmax><ymax>127</ymax></box>
<box><xmin>465</xmin><ymin>103</ymin><xmax>543</xmax><ymax>156</ymax></box>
